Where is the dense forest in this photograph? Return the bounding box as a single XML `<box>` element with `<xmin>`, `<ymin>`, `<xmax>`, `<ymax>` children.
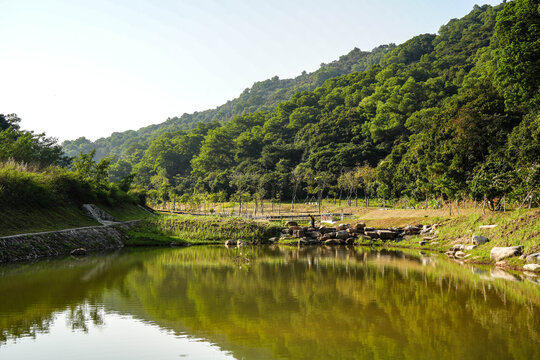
<box><xmin>4</xmin><ymin>1</ymin><xmax>540</xmax><ymax>211</ymax></box>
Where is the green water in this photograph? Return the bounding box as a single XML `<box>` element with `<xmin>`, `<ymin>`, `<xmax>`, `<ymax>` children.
<box><xmin>0</xmin><ymin>246</ymin><xmax>539</xmax><ymax>359</ymax></box>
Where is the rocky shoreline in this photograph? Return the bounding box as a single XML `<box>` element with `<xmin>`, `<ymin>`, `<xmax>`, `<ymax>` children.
<box><xmin>223</xmin><ymin>221</ymin><xmax>540</xmax><ymax>274</ymax></box>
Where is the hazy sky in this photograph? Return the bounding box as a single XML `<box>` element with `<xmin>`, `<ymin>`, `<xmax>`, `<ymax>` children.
<box><xmin>0</xmin><ymin>0</ymin><xmax>502</xmax><ymax>141</ymax></box>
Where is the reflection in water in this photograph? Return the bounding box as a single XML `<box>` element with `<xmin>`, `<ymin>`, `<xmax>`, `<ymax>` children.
<box><xmin>0</xmin><ymin>246</ymin><xmax>539</xmax><ymax>359</ymax></box>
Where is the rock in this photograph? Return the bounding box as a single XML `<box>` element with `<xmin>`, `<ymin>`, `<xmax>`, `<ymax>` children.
<box><xmin>365</xmin><ymin>231</ymin><xmax>379</xmax><ymax>239</ymax></box>
<box><xmin>347</xmin><ymin>228</ymin><xmax>357</xmax><ymax>235</ymax></box>
<box><xmin>454</xmin><ymin>251</ymin><xmax>465</xmax><ymax>259</ymax></box>
<box><xmin>327</xmin><ymin>232</ymin><xmax>337</xmax><ymax>239</ymax></box>
<box><xmin>320</xmin><ymin>227</ymin><xmax>336</xmax><ymax>234</ymax></box>
<box><xmin>281</xmin><ymin>228</ymin><xmax>291</xmax><ymax>235</ymax></box>
<box><xmin>526</xmin><ymin>253</ymin><xmax>540</xmax><ymax>264</ymax></box>
<box><xmin>307</xmin><ymin>227</ymin><xmax>317</xmax><ymax>232</ymax></box>
<box><xmin>423</xmin><ymin>236</ymin><xmax>436</xmax><ymax>241</ymax></box>
<box><xmin>404</xmin><ymin>225</ymin><xmax>421</xmax><ymax>235</ymax></box>
<box><xmin>70</xmin><ymin>248</ymin><xmax>87</xmax><ymax>256</ymax></box>
<box><xmin>292</xmin><ymin>229</ymin><xmax>305</xmax><ymax>238</ymax></box>
<box><xmin>445</xmin><ymin>251</ymin><xmax>455</xmax><ymax>257</ymax></box>
<box><xmin>430</xmin><ymin>241</ymin><xmax>440</xmax><ymax>245</ymax></box>
<box><xmin>298</xmin><ymin>238</ymin><xmax>309</xmax><ymax>246</ymax></box>
<box><xmin>337</xmin><ymin>224</ymin><xmax>349</xmax><ymax>230</ymax></box>
<box><xmin>523</xmin><ymin>264</ymin><xmax>540</xmax><ymax>271</ymax></box>
<box><xmin>285</xmin><ymin>221</ymin><xmax>298</xmax><ymax>227</ymax></box>
<box><xmin>449</xmin><ymin>244</ymin><xmax>464</xmax><ymax>251</ymax></box>
<box><xmin>354</xmin><ymin>223</ymin><xmax>366</xmax><ymax>231</ymax></box>
<box><xmin>225</xmin><ymin>240</ymin><xmax>237</xmax><ymax>246</ymax></box>
<box><xmin>237</xmin><ymin>240</ymin><xmax>246</xmax><ymax>247</ymax></box>
<box><xmin>268</xmin><ymin>237</ymin><xmax>278</xmax><ymax>244</ymax></box>
<box><xmin>377</xmin><ymin>230</ymin><xmax>397</xmax><ymax>240</ymax></box>
<box><xmin>490</xmin><ymin>246</ymin><xmax>523</xmax><ymax>262</ymax></box>
<box><xmin>472</xmin><ymin>235</ymin><xmax>489</xmax><ymax>245</ymax></box>
<box><xmin>479</xmin><ymin>224</ymin><xmax>497</xmax><ymax>229</ymax></box>
<box><xmin>432</xmin><ymin>224</ymin><xmax>440</xmax><ymax>230</ymax></box>
<box><xmin>359</xmin><ymin>235</ymin><xmax>372</xmax><ymax>241</ymax></box>
<box><xmin>419</xmin><ymin>241</ymin><xmax>428</xmax><ymax>246</ymax></box>
<box><xmin>345</xmin><ymin>237</ymin><xmax>356</xmax><ymax>245</ymax></box>
<box><xmin>364</xmin><ymin>227</ymin><xmax>374</xmax><ymax>232</ymax></box>
<box><xmin>325</xmin><ymin>239</ymin><xmax>340</xmax><ymax>246</ymax></box>
<box><xmin>305</xmin><ymin>231</ymin><xmax>322</xmax><ymax>239</ymax></box>
<box><xmin>289</xmin><ymin>226</ymin><xmax>301</xmax><ymax>231</ymax></box>
<box><xmin>336</xmin><ymin>230</ymin><xmax>349</xmax><ymax>240</ymax></box>
<box><xmin>464</xmin><ymin>245</ymin><xmax>477</xmax><ymax>251</ymax></box>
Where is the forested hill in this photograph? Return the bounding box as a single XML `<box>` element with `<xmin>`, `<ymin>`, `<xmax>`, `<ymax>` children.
<box><xmin>62</xmin><ymin>45</ymin><xmax>393</xmax><ymax>160</ymax></box>
<box><xmin>68</xmin><ymin>1</ymin><xmax>540</xmax><ymax>208</ymax></box>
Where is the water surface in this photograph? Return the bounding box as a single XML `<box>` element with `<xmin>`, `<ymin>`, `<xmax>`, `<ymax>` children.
<box><xmin>0</xmin><ymin>246</ymin><xmax>539</xmax><ymax>359</ymax></box>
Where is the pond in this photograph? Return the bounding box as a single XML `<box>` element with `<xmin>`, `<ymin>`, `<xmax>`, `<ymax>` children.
<box><xmin>0</xmin><ymin>246</ymin><xmax>539</xmax><ymax>359</ymax></box>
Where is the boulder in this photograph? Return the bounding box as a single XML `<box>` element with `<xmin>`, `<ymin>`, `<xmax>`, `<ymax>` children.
<box><xmin>472</xmin><ymin>235</ymin><xmax>489</xmax><ymax>245</ymax></box>
<box><xmin>292</xmin><ymin>229</ymin><xmax>305</xmax><ymax>238</ymax></box>
<box><xmin>281</xmin><ymin>228</ymin><xmax>291</xmax><ymax>235</ymax></box>
<box><xmin>526</xmin><ymin>253</ymin><xmax>540</xmax><ymax>264</ymax></box>
<box><xmin>524</xmin><ymin>264</ymin><xmax>540</xmax><ymax>271</ymax></box>
<box><xmin>346</xmin><ymin>237</ymin><xmax>356</xmax><ymax>245</ymax></box>
<box><xmin>365</xmin><ymin>231</ymin><xmax>379</xmax><ymax>239</ymax></box>
<box><xmin>225</xmin><ymin>240</ymin><xmax>237</xmax><ymax>246</ymax></box>
<box><xmin>336</xmin><ymin>230</ymin><xmax>349</xmax><ymax>240</ymax></box>
<box><xmin>449</xmin><ymin>244</ymin><xmax>465</xmax><ymax>251</ymax></box>
<box><xmin>404</xmin><ymin>225</ymin><xmax>421</xmax><ymax>235</ymax></box>
<box><xmin>305</xmin><ymin>231</ymin><xmax>322</xmax><ymax>239</ymax></box>
<box><xmin>337</xmin><ymin>224</ymin><xmax>349</xmax><ymax>231</ymax></box>
<box><xmin>321</xmin><ymin>227</ymin><xmax>337</xmax><ymax>234</ymax></box>
<box><xmin>325</xmin><ymin>239</ymin><xmax>340</xmax><ymax>246</ymax></box>
<box><xmin>347</xmin><ymin>228</ymin><xmax>357</xmax><ymax>235</ymax></box>
<box><xmin>298</xmin><ymin>238</ymin><xmax>309</xmax><ymax>246</ymax></box>
<box><xmin>490</xmin><ymin>246</ymin><xmax>523</xmax><ymax>262</ymax></box>
<box><xmin>377</xmin><ymin>230</ymin><xmax>398</xmax><ymax>240</ymax></box>
<box><xmin>285</xmin><ymin>221</ymin><xmax>298</xmax><ymax>227</ymax></box>
<box><xmin>290</xmin><ymin>226</ymin><xmax>301</xmax><ymax>231</ymax></box>
<box><xmin>364</xmin><ymin>227</ymin><xmax>375</xmax><ymax>232</ymax></box>
<box><xmin>70</xmin><ymin>248</ymin><xmax>87</xmax><ymax>256</ymax></box>
<box><xmin>354</xmin><ymin>223</ymin><xmax>366</xmax><ymax>231</ymax></box>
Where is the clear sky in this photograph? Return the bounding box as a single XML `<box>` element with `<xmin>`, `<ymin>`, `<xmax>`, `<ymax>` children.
<box><xmin>0</xmin><ymin>0</ymin><xmax>502</xmax><ymax>141</ymax></box>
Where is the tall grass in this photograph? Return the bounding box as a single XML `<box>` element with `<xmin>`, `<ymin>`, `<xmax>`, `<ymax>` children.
<box><xmin>128</xmin><ymin>214</ymin><xmax>281</xmax><ymax>245</ymax></box>
<box><xmin>0</xmin><ymin>161</ymin><xmax>138</xmax><ymax>208</ymax></box>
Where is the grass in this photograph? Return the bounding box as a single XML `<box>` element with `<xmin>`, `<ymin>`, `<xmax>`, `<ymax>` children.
<box><xmin>127</xmin><ymin>214</ymin><xmax>282</xmax><ymax>246</ymax></box>
<box><xmin>0</xmin><ymin>205</ymin><xmax>100</xmax><ymax>236</ymax></box>
<box><xmin>355</xmin><ymin>208</ymin><xmax>540</xmax><ymax>268</ymax></box>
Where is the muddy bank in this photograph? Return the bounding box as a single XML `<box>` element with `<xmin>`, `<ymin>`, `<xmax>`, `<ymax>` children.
<box><xmin>0</xmin><ymin>221</ymin><xmax>137</xmax><ymax>263</ymax></box>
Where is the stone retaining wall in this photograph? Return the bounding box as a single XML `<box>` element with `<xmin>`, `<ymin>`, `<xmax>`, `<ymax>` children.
<box><xmin>0</xmin><ymin>221</ymin><xmax>137</xmax><ymax>263</ymax></box>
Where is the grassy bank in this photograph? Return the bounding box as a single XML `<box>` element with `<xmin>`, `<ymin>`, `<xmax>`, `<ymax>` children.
<box><xmin>0</xmin><ymin>162</ymin><xmax>148</xmax><ymax>236</ymax></box>
<box><xmin>392</xmin><ymin>209</ymin><xmax>540</xmax><ymax>264</ymax></box>
<box><xmin>127</xmin><ymin>214</ymin><xmax>281</xmax><ymax>246</ymax></box>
